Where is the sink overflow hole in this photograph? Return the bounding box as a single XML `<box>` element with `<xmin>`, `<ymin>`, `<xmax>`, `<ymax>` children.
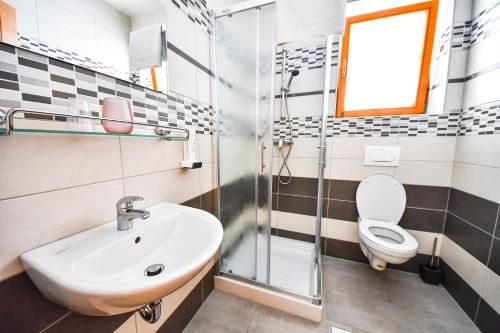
<box><xmin>145</xmin><ymin>264</ymin><xmax>164</xmax><ymax>277</ymax></box>
<box><xmin>135</xmin><ymin>237</ymin><xmax>141</xmax><ymax>244</ymax></box>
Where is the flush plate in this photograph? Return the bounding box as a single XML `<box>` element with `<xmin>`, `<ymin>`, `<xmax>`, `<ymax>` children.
<box><xmin>364</xmin><ymin>146</ymin><xmax>400</xmax><ymax>166</ymax></box>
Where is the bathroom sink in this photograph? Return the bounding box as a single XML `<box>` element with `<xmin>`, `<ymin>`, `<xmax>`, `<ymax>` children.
<box><xmin>20</xmin><ymin>202</ymin><xmax>223</xmax><ymax>316</ymax></box>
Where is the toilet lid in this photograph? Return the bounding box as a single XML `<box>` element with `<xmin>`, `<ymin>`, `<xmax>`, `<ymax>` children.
<box><xmin>356</xmin><ymin>173</ymin><xmax>406</xmax><ymax>224</ymax></box>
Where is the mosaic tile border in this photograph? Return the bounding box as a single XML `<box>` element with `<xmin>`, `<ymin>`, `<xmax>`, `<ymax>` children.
<box><xmin>458</xmin><ymin>100</ymin><xmax>500</xmax><ymax>135</ymax></box>
<box><xmin>275</xmin><ymin>42</ymin><xmax>339</xmax><ymax>74</ymax></box>
<box><xmin>273</xmin><ymin>99</ymin><xmax>500</xmax><ymax>139</ymax></box>
<box><xmin>0</xmin><ymin>43</ymin><xmax>213</xmax><ymax>135</ymax></box>
<box><xmin>171</xmin><ymin>0</ymin><xmax>213</xmax><ymax>36</ymax></box>
<box><xmin>452</xmin><ymin>0</ymin><xmax>500</xmax><ymax>51</ymax></box>
<box><xmin>273</xmin><ymin>112</ymin><xmax>461</xmax><ymax>139</ymax></box>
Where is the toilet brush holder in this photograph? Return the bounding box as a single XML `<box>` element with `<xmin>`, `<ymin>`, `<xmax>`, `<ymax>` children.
<box><xmin>419</xmin><ymin>237</ymin><xmax>442</xmax><ymax>285</ymax></box>
<box><xmin>419</xmin><ymin>263</ymin><xmax>442</xmax><ymax>285</ymax></box>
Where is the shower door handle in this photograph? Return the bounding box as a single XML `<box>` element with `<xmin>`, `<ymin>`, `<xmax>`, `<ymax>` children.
<box><xmin>261</xmin><ymin>143</ymin><xmax>267</xmax><ymax>173</ymax></box>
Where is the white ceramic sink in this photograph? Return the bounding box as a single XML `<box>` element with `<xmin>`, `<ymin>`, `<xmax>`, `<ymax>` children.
<box><xmin>20</xmin><ymin>202</ymin><xmax>223</xmax><ymax>316</ymax></box>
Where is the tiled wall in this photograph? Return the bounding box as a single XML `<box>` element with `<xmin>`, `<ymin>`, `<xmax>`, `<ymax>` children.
<box><xmin>0</xmin><ymin>44</ymin><xmax>213</xmax><ymax>133</ymax></box>
<box><xmin>4</xmin><ymin>0</ymin><xmax>131</xmax><ymax>75</ymax></box>
<box><xmin>0</xmin><ymin>255</ymin><xmax>217</xmax><ymax>333</ymax></box>
<box><xmin>0</xmin><ymin>1</ymin><xmax>217</xmax><ymax>332</ymax></box>
<box><xmin>271</xmin><ymin>5</ymin><xmax>500</xmax><ymax>319</ymax></box>
<box><xmin>438</xmin><ymin>0</ymin><xmax>500</xmax><ymax>331</ymax></box>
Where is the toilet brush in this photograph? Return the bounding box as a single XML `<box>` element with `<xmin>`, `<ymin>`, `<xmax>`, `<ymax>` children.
<box><xmin>430</xmin><ymin>237</ymin><xmax>438</xmax><ymax>268</ymax></box>
<box><xmin>419</xmin><ymin>237</ymin><xmax>442</xmax><ymax>285</ymax></box>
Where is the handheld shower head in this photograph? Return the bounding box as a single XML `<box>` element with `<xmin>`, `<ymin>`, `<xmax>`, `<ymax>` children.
<box><xmin>286</xmin><ymin>69</ymin><xmax>300</xmax><ymax>90</ymax></box>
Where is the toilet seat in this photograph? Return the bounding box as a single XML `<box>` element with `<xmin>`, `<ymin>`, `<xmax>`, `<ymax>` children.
<box><xmin>359</xmin><ymin>219</ymin><xmax>418</xmax><ymax>254</ymax></box>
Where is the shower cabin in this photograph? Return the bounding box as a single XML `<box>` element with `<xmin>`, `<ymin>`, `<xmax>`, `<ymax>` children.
<box><xmin>213</xmin><ymin>0</ymin><xmax>336</xmax><ymax>317</ymax></box>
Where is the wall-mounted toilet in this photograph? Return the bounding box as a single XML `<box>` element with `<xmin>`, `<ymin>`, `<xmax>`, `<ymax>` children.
<box><xmin>356</xmin><ymin>173</ymin><xmax>418</xmax><ymax>271</ymax></box>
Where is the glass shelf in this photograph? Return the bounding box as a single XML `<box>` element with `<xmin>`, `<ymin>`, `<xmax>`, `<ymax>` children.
<box><xmin>5</xmin><ymin>128</ymin><xmax>187</xmax><ymax>140</ymax></box>
<box><xmin>0</xmin><ymin>108</ymin><xmax>190</xmax><ymax>141</ymax></box>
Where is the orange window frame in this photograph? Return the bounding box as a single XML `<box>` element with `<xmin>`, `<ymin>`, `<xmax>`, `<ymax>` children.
<box><xmin>336</xmin><ymin>1</ymin><xmax>439</xmax><ymax>118</ymax></box>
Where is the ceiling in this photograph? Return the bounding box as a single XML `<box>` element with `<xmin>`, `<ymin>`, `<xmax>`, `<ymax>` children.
<box><xmin>104</xmin><ymin>0</ymin><xmax>165</xmax><ymax>17</ymax></box>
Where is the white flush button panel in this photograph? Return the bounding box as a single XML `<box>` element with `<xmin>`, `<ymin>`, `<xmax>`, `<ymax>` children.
<box><xmin>364</xmin><ymin>146</ymin><xmax>400</xmax><ymax>166</ymax></box>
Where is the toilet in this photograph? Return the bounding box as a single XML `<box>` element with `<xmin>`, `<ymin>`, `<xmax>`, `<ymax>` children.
<box><xmin>356</xmin><ymin>173</ymin><xmax>418</xmax><ymax>271</ymax></box>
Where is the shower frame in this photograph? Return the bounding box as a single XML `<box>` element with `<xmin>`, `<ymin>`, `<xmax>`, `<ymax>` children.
<box><xmin>213</xmin><ymin>0</ymin><xmax>337</xmax><ymax>306</ymax></box>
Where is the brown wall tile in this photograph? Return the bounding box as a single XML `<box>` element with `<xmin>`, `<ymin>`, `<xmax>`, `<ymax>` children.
<box><xmin>329</xmin><ymin>180</ymin><xmax>359</xmax><ymax>201</ymax></box>
<box><xmin>277</xmin><ymin>194</ymin><xmax>317</xmax><ymax>216</ymax></box>
<box><xmin>448</xmin><ymin>188</ymin><xmax>499</xmax><ymax>234</ymax></box>
<box><xmin>157</xmin><ymin>281</ymin><xmax>203</xmax><ymax>333</ymax></box>
<box><xmin>275</xmin><ymin>229</ymin><xmax>315</xmax><ymax>243</ymax></box>
<box><xmin>0</xmin><ymin>273</ymin><xmax>70</xmax><ymax>332</ymax></box>
<box><xmin>405</xmin><ymin>184</ymin><xmax>449</xmax><ymax>210</ymax></box>
<box><xmin>400</xmin><ymin>207</ymin><xmax>446</xmax><ymax>233</ymax></box>
<box><xmin>278</xmin><ymin>177</ymin><xmax>318</xmax><ymax>197</ymax></box>
<box><xmin>327</xmin><ymin>200</ymin><xmax>358</xmax><ymax>222</ymax></box>
<box><xmin>44</xmin><ymin>312</ymin><xmax>132</xmax><ymax>333</ymax></box>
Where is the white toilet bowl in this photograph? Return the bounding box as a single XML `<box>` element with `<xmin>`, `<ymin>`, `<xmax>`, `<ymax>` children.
<box><xmin>356</xmin><ymin>174</ymin><xmax>418</xmax><ymax>271</ymax></box>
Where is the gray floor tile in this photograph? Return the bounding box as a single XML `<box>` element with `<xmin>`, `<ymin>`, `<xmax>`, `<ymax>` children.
<box><xmin>184</xmin><ymin>258</ymin><xmax>480</xmax><ymax>333</ymax></box>
<box><xmin>420</xmin><ymin>312</ymin><xmax>481</xmax><ymax>333</ymax></box>
<box><xmin>190</xmin><ymin>290</ymin><xmax>257</xmax><ymax>332</ymax></box>
<box><xmin>183</xmin><ymin>316</ymin><xmax>243</xmax><ymax>333</ymax></box>
<box><xmin>324</xmin><ymin>288</ymin><xmax>423</xmax><ymax>333</ymax></box>
<box><xmin>386</xmin><ymin>286</ymin><xmax>467</xmax><ymax>319</ymax></box>
<box><xmin>247</xmin><ymin>305</ymin><xmax>333</xmax><ymax>333</ymax></box>
<box><xmin>322</xmin><ymin>258</ymin><xmax>390</xmax><ymax>301</ymax></box>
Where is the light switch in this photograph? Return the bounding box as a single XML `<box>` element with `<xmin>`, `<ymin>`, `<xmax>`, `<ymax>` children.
<box><xmin>364</xmin><ymin>146</ymin><xmax>400</xmax><ymax>166</ymax></box>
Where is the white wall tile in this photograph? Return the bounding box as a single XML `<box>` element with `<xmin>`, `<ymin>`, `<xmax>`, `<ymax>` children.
<box><xmin>168</xmin><ymin>53</ymin><xmax>198</xmax><ymax>100</ymax></box>
<box><xmin>197</xmin><ymin>134</ymin><xmax>213</xmax><ymax>164</ymax></box>
<box><xmin>330</xmin><ymin>136</ymin><xmax>399</xmax><ymax>159</ymax></box>
<box><xmin>0</xmin><ymin>179</ymin><xmax>123</xmax><ymax>280</ymax></box>
<box><xmin>282</xmin><ymin>157</ymin><xmax>329</xmax><ymax>178</ymax></box>
<box><xmin>462</xmin><ymin>68</ymin><xmax>500</xmax><ymax>109</ymax></box>
<box><xmin>407</xmin><ymin>230</ymin><xmax>442</xmax><ymax>256</ymax></box>
<box><xmin>165</xmin><ymin>0</ymin><xmax>195</xmax><ymax>57</ymax></box>
<box><xmin>440</xmin><ymin>236</ymin><xmax>487</xmax><ymax>295</ymax></box>
<box><xmin>273</xmin><ymin>138</ymin><xmax>321</xmax><ymax>158</ymax></box>
<box><xmin>329</xmin><ymin>158</ymin><xmax>395</xmax><ymax>181</ymax></box>
<box><xmin>481</xmin><ymin>267</ymin><xmax>500</xmax><ymax>314</ymax></box>
<box><xmin>196</xmin><ymin>69</ymin><xmax>212</xmax><ymax>105</ymax></box>
<box><xmin>395</xmin><ymin>161</ymin><xmax>453</xmax><ymax>186</ymax></box>
<box><xmin>277</xmin><ymin>211</ymin><xmax>316</xmax><ymax>235</ymax></box>
<box><xmin>123</xmin><ymin>168</ymin><xmax>201</xmax><ymax>208</ymax></box>
<box><xmin>0</xmin><ymin>134</ymin><xmax>122</xmax><ymax>200</ymax></box>
<box><xmin>195</xmin><ymin>26</ymin><xmax>210</xmax><ymax>69</ymax></box>
<box><xmin>454</xmin><ymin>134</ymin><xmax>500</xmax><ymax>168</ymax></box>
<box><xmin>120</xmin><ymin>137</ymin><xmax>183</xmax><ymax>177</ymax></box>
<box><xmin>199</xmin><ymin>163</ymin><xmax>214</xmax><ymax>193</ymax></box>
<box><xmin>451</xmin><ymin>162</ymin><xmax>500</xmax><ymax>203</ymax></box>
<box><xmin>323</xmin><ymin>218</ymin><xmax>358</xmax><ymax>242</ymax></box>
<box><xmin>398</xmin><ymin>136</ymin><xmax>456</xmax><ymax>162</ymax></box>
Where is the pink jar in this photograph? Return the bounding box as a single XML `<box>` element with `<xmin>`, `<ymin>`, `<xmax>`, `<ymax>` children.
<box><xmin>101</xmin><ymin>97</ymin><xmax>133</xmax><ymax>134</ymax></box>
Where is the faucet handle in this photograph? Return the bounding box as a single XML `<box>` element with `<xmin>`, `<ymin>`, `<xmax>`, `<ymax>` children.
<box><xmin>116</xmin><ymin>196</ymin><xmax>144</xmax><ymax>211</ymax></box>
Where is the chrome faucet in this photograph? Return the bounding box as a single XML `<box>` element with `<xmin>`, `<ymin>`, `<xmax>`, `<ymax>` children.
<box><xmin>116</xmin><ymin>196</ymin><xmax>150</xmax><ymax>231</ymax></box>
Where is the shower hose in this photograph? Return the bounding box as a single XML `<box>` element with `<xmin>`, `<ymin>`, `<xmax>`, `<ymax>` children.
<box><xmin>278</xmin><ymin>92</ymin><xmax>294</xmax><ymax>185</ymax></box>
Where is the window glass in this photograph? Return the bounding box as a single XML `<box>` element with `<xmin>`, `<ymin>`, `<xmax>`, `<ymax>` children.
<box><xmin>343</xmin><ymin>10</ymin><xmax>429</xmax><ymax>111</ymax></box>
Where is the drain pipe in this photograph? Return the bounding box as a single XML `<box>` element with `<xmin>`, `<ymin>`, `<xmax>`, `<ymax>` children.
<box><xmin>139</xmin><ymin>299</ymin><xmax>162</xmax><ymax>324</ymax></box>
<box><xmin>314</xmin><ymin>34</ymin><xmax>336</xmax><ymax>264</ymax></box>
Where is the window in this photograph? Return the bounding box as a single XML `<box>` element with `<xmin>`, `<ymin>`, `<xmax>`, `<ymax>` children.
<box><xmin>336</xmin><ymin>1</ymin><xmax>438</xmax><ymax>117</ymax></box>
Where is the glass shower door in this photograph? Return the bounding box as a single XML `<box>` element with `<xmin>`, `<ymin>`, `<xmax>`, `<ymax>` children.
<box><xmin>216</xmin><ymin>4</ymin><xmax>275</xmax><ymax>283</ymax></box>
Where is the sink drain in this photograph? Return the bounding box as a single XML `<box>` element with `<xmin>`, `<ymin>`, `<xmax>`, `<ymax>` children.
<box><xmin>145</xmin><ymin>264</ymin><xmax>164</xmax><ymax>276</ymax></box>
